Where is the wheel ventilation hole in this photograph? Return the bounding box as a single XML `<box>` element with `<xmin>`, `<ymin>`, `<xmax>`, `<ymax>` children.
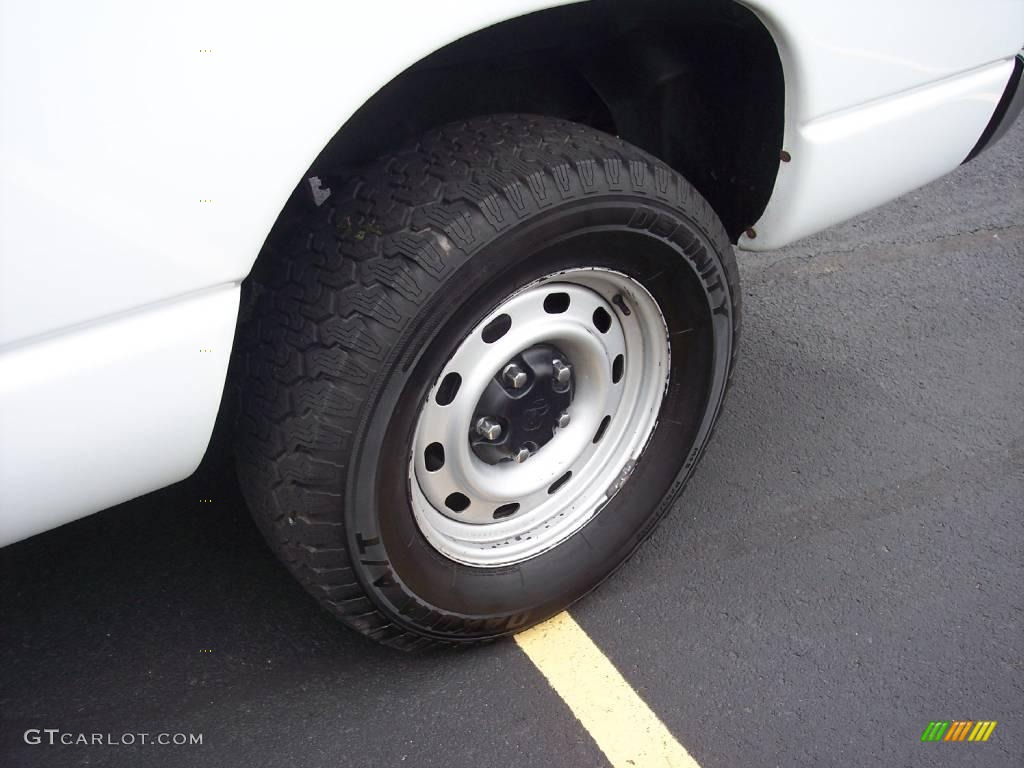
<box><xmin>593</xmin><ymin>306</ymin><xmax>612</xmax><ymax>333</ymax></box>
<box><xmin>548</xmin><ymin>471</ymin><xmax>572</xmax><ymax>494</ymax></box>
<box><xmin>436</xmin><ymin>372</ymin><xmax>461</xmax><ymax>405</ymax></box>
<box><xmin>424</xmin><ymin>442</ymin><xmax>445</xmax><ymax>472</ymax></box>
<box><xmin>445</xmin><ymin>493</ymin><xmax>470</xmax><ymax>512</ymax></box>
<box><xmin>543</xmin><ymin>292</ymin><xmax>570</xmax><ymax>314</ymax></box>
<box><xmin>493</xmin><ymin>503</ymin><xmax>520</xmax><ymax>520</ymax></box>
<box><xmin>593</xmin><ymin>415</ymin><xmax>611</xmax><ymax>444</ymax></box>
<box><xmin>481</xmin><ymin>314</ymin><xmax>512</xmax><ymax>343</ymax></box>
<box><xmin>612</xmin><ymin>354</ymin><xmax>624</xmax><ymax>383</ymax></box>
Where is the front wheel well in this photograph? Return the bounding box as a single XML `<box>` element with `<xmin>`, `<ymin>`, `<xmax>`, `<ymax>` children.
<box><xmin>298</xmin><ymin>0</ymin><xmax>784</xmax><ymax>243</ymax></box>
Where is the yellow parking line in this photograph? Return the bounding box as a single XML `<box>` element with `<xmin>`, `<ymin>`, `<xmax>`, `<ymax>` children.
<box><xmin>515</xmin><ymin>612</ymin><xmax>701</xmax><ymax>768</ymax></box>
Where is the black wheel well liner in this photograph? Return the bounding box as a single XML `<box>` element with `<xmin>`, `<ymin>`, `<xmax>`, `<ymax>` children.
<box><xmin>301</xmin><ymin>0</ymin><xmax>784</xmax><ymax>242</ymax></box>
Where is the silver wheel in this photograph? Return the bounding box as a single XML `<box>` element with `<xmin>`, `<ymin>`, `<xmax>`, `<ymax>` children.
<box><xmin>409</xmin><ymin>268</ymin><xmax>670</xmax><ymax>567</ymax></box>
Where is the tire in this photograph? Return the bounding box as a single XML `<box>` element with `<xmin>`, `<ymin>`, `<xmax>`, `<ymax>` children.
<box><xmin>234</xmin><ymin>114</ymin><xmax>740</xmax><ymax>649</ymax></box>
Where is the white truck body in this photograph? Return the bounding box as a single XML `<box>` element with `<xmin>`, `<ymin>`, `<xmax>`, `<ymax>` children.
<box><xmin>1</xmin><ymin>0</ymin><xmax>1022</xmax><ymax>545</ymax></box>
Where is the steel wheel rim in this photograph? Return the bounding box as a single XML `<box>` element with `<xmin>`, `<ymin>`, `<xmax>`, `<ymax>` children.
<box><xmin>408</xmin><ymin>267</ymin><xmax>670</xmax><ymax>567</ymax></box>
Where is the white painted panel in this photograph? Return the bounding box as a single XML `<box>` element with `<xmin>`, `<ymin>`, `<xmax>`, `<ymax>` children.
<box><xmin>0</xmin><ymin>0</ymin><xmax>578</xmax><ymax>347</ymax></box>
<box><xmin>739</xmin><ymin>0</ymin><xmax>1024</xmax><ymax>249</ymax></box>
<box><xmin>0</xmin><ymin>286</ymin><xmax>238</xmax><ymax>545</ymax></box>
<box><xmin>742</xmin><ymin>61</ymin><xmax>1015</xmax><ymax>250</ymax></box>
<box><xmin>744</xmin><ymin>0</ymin><xmax>1024</xmax><ymax>123</ymax></box>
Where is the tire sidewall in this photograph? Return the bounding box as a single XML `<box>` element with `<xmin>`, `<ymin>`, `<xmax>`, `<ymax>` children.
<box><xmin>346</xmin><ymin>195</ymin><xmax>733</xmax><ymax>641</ymax></box>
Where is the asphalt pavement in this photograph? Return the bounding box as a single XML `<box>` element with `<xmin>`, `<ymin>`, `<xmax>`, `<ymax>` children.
<box><xmin>1</xmin><ymin>120</ymin><xmax>1021</xmax><ymax>768</ymax></box>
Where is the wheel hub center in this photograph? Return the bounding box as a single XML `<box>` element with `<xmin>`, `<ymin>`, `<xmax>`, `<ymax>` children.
<box><xmin>470</xmin><ymin>343</ymin><xmax>575</xmax><ymax>464</ymax></box>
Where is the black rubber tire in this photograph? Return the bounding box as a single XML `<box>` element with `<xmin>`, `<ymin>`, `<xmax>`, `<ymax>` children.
<box><xmin>233</xmin><ymin>114</ymin><xmax>740</xmax><ymax>650</ymax></box>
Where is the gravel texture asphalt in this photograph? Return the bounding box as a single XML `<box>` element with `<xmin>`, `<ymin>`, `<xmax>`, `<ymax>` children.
<box><xmin>1</xmin><ymin>120</ymin><xmax>1021</xmax><ymax>768</ymax></box>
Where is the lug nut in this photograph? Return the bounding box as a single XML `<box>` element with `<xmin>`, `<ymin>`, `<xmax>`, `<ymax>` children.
<box><xmin>475</xmin><ymin>417</ymin><xmax>502</xmax><ymax>441</ymax></box>
<box><xmin>512</xmin><ymin>446</ymin><xmax>531</xmax><ymax>464</ymax></box>
<box><xmin>556</xmin><ymin>411</ymin><xmax>570</xmax><ymax>429</ymax></box>
<box><xmin>502</xmin><ymin>363</ymin><xmax>527</xmax><ymax>389</ymax></box>
<box><xmin>552</xmin><ymin>359</ymin><xmax>571</xmax><ymax>387</ymax></box>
